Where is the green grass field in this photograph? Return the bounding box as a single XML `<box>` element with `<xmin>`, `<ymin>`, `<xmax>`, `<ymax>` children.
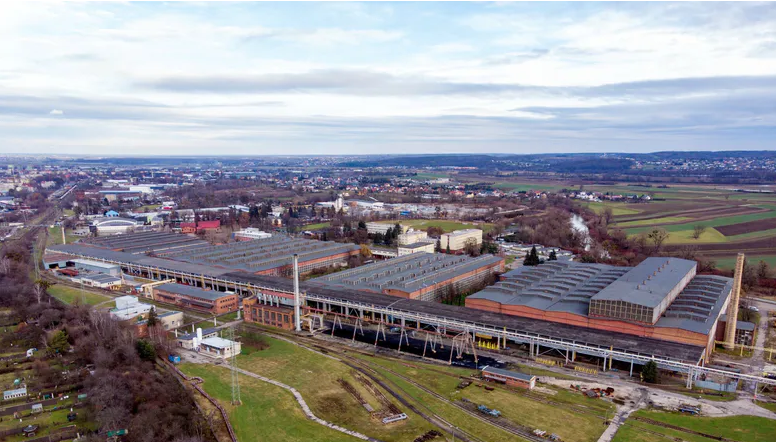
<box><xmin>624</xmin><ymin>210</ymin><xmax>776</xmax><ymax>236</ymax></box>
<box><xmin>492</xmin><ymin>182</ymin><xmax>564</xmax><ymax>191</ymax></box>
<box><xmin>301</xmin><ymin>222</ymin><xmax>331</xmax><ymax>231</ymax></box>
<box><xmin>714</xmin><ymin>254</ymin><xmax>776</xmax><ymax>271</ymax></box>
<box><xmin>583</xmin><ymin>201</ymin><xmax>642</xmax><ymax>216</ymax></box>
<box><xmin>377</xmin><ymin>219</ymin><xmax>494</xmax><ymax>233</ymax></box>
<box><xmin>46</xmin><ymin>226</ymin><xmax>80</xmax><ymax>246</ymax></box>
<box><xmin>178</xmin><ymin>364</ymin><xmax>355</xmax><ymax>442</ymax></box>
<box><xmin>48</xmin><ymin>285</ymin><xmax>111</xmax><ymax>306</ymax></box>
<box><xmin>613</xmin><ymin>409</ymin><xmax>776</xmax><ymax>442</ymax></box>
<box><xmin>357</xmin><ymin>355</ymin><xmax>609</xmax><ymax>442</ymax></box>
<box><xmin>233</xmin><ymin>333</ymin><xmax>438</xmax><ymax>441</ymax></box>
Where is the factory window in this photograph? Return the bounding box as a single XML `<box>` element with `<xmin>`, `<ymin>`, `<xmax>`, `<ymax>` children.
<box><xmin>271</xmin><ymin>312</ymin><xmax>276</xmax><ymax>321</ymax></box>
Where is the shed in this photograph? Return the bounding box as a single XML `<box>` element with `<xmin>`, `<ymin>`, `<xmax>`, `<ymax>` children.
<box><xmin>481</xmin><ymin>366</ymin><xmax>537</xmax><ymax>390</ymax></box>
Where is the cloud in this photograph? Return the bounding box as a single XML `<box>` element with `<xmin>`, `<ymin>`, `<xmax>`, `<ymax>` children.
<box><xmin>137</xmin><ymin>70</ymin><xmax>776</xmax><ymax>102</ymax></box>
<box><xmin>49</xmin><ymin>109</ymin><xmax>64</xmax><ymax>115</ymax></box>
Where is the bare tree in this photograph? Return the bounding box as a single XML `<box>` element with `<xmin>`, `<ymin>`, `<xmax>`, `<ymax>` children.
<box><xmin>692</xmin><ymin>224</ymin><xmax>706</xmax><ymax>240</ymax></box>
<box><xmin>646</xmin><ymin>228</ymin><xmax>669</xmax><ymax>254</ymax></box>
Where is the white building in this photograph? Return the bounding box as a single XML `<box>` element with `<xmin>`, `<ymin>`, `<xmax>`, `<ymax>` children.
<box><xmin>398</xmin><ymin>242</ymin><xmax>436</xmax><ymax>256</ymax></box>
<box><xmin>233</xmin><ymin>228</ymin><xmax>272</xmax><ymax>241</ymax></box>
<box><xmin>199</xmin><ymin>337</ymin><xmax>242</xmax><ymax>359</ymax></box>
<box><xmin>398</xmin><ymin>229</ymin><xmax>432</xmax><ymax>246</ymax></box>
<box><xmin>3</xmin><ymin>387</ymin><xmax>27</xmax><ymax>401</ymax></box>
<box><xmin>365</xmin><ymin>222</ymin><xmax>404</xmax><ymax>235</ymax></box>
<box><xmin>90</xmin><ymin>217</ymin><xmax>142</xmax><ymax>235</ymax></box>
<box><xmin>441</xmin><ymin>228</ymin><xmax>483</xmax><ymax>252</ymax></box>
<box><xmin>110</xmin><ymin>295</ymin><xmax>154</xmax><ymax>322</ymax></box>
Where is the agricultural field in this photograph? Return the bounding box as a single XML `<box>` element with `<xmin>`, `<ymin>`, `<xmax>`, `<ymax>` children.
<box><xmin>580</xmin><ymin>183</ymin><xmax>776</xmax><ymax>268</ymax></box>
<box><xmin>47</xmin><ymin>285</ymin><xmax>112</xmax><ymax>306</ymax></box>
<box><xmin>492</xmin><ymin>182</ymin><xmax>565</xmax><ymax>192</ymax></box>
<box><xmin>377</xmin><ymin>219</ymin><xmax>494</xmax><ymax>233</ymax></box>
<box><xmin>612</xmin><ymin>409</ymin><xmax>776</xmax><ymax>442</ymax></box>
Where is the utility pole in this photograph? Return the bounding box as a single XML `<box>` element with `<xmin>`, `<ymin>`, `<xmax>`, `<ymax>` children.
<box><xmin>229</xmin><ymin>326</ymin><xmax>241</xmax><ymax>406</ymax></box>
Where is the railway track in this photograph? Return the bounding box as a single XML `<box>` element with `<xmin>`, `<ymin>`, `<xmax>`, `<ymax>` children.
<box><xmin>341</xmin><ymin>352</ymin><xmax>543</xmax><ymax>442</ymax></box>
<box><xmin>248</xmin><ymin>325</ymin><xmax>544</xmax><ymax>442</ymax></box>
<box><xmin>630</xmin><ymin>416</ymin><xmax>731</xmax><ymax>442</ymax></box>
<box><xmin>239</xmin><ymin>323</ymin><xmax>477</xmax><ymax>441</ymax></box>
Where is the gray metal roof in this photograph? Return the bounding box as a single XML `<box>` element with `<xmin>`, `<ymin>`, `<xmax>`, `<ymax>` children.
<box><xmin>80</xmin><ymin>273</ymin><xmax>121</xmax><ymax>284</ymax></box>
<box><xmin>469</xmin><ymin>261</ymin><xmax>630</xmax><ymax>316</ymax></box>
<box><xmin>468</xmin><ymin>258</ymin><xmax>732</xmax><ymax>336</ymax></box>
<box><xmin>311</xmin><ymin>252</ymin><xmax>502</xmax><ymax>294</ymax></box>
<box><xmin>402</xmin><ymin>242</ymin><xmax>435</xmax><ymax>249</ymax></box>
<box><xmin>47</xmin><ymin>243</ymin><xmax>233</xmax><ymax>277</ymax></box>
<box><xmin>482</xmin><ymin>366</ymin><xmax>534</xmax><ymax>381</ymax></box>
<box><xmin>164</xmin><ymin>235</ymin><xmax>359</xmax><ymax>273</ymax></box>
<box><xmin>156</xmin><ymin>283</ymin><xmax>233</xmax><ymax>301</ymax></box>
<box><xmin>590</xmin><ymin>257</ymin><xmax>697</xmax><ymax>308</ymax></box>
<box><xmin>178</xmin><ymin>327</ymin><xmax>220</xmax><ymax>340</ymax></box>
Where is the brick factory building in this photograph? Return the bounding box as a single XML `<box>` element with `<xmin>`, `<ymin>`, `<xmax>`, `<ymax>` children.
<box><xmin>243</xmin><ymin>297</ymin><xmax>296</xmax><ymax>330</ymax></box>
<box><xmin>466</xmin><ymin>257</ymin><xmax>733</xmax><ymax>356</ymax></box>
<box><xmin>312</xmin><ymin>252</ymin><xmax>504</xmax><ymax>302</ymax></box>
<box><xmin>153</xmin><ymin>283</ymin><xmax>238</xmax><ymax>314</ymax></box>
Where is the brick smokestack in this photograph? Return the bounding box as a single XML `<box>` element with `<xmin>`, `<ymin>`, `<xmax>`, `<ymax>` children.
<box><xmin>724</xmin><ymin>253</ymin><xmax>745</xmax><ymax>349</ymax></box>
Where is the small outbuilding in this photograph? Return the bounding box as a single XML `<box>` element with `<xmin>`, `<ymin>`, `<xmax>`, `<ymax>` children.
<box><xmin>481</xmin><ymin>366</ymin><xmax>536</xmax><ymax>390</ymax></box>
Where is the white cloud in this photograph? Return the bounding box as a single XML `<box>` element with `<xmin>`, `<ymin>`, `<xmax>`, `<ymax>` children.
<box><xmin>1</xmin><ymin>2</ymin><xmax>775</xmax><ymax>154</ymax></box>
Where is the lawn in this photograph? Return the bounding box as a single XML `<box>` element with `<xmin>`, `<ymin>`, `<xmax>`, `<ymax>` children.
<box><xmin>46</xmin><ymin>226</ymin><xmax>80</xmax><ymax>246</ymax></box>
<box><xmin>377</xmin><ymin>219</ymin><xmax>494</xmax><ymax>233</ymax></box>
<box><xmin>47</xmin><ymin>285</ymin><xmax>111</xmax><ymax>306</ymax></box>
<box><xmin>357</xmin><ymin>354</ymin><xmax>609</xmax><ymax>442</ymax></box>
<box><xmin>177</xmin><ymin>363</ymin><xmax>355</xmax><ymax>442</ymax></box>
<box><xmin>233</xmin><ymin>333</ymin><xmax>438</xmax><ymax>441</ymax></box>
<box><xmin>301</xmin><ymin>222</ymin><xmax>331</xmax><ymax>231</ymax></box>
<box><xmin>615</xmin><ymin>409</ymin><xmax>776</xmax><ymax>442</ymax></box>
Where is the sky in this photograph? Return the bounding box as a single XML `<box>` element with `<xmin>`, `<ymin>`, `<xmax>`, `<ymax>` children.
<box><xmin>2</xmin><ymin>1</ymin><xmax>776</xmax><ymax>156</ymax></box>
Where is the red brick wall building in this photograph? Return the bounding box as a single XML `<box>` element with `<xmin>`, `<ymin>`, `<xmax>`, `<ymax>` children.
<box><xmin>152</xmin><ymin>283</ymin><xmax>238</xmax><ymax>315</ymax></box>
<box><xmin>243</xmin><ymin>297</ymin><xmax>295</xmax><ymax>330</ymax></box>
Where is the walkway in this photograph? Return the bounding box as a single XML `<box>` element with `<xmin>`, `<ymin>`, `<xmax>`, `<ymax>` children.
<box><xmin>597</xmin><ymin>388</ymin><xmax>648</xmax><ymax>442</ymax></box>
<box><xmin>220</xmin><ymin>363</ymin><xmax>374</xmax><ymax>442</ymax></box>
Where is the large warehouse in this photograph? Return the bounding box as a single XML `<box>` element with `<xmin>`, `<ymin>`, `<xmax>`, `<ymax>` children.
<box><xmin>312</xmin><ymin>252</ymin><xmax>504</xmax><ymax>301</ymax></box>
<box><xmin>159</xmin><ymin>236</ymin><xmax>361</xmax><ymax>277</ymax></box>
<box><xmin>466</xmin><ymin>258</ymin><xmax>733</xmax><ymax>356</ymax></box>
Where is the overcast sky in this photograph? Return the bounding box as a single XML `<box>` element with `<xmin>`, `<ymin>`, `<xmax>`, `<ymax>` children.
<box><xmin>2</xmin><ymin>1</ymin><xmax>776</xmax><ymax>156</ymax></box>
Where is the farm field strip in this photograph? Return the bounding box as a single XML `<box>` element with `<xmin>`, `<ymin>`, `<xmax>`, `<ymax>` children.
<box><xmin>715</xmin><ymin>217</ymin><xmax>776</xmax><ymax>236</ymax></box>
<box><xmin>624</xmin><ymin>210</ymin><xmax>776</xmax><ymax>236</ymax></box>
<box><xmin>615</xmin><ymin>216</ymin><xmax>693</xmax><ymax>228</ymax></box>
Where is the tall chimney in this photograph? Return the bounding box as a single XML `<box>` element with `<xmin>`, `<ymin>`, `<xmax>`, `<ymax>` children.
<box><xmin>293</xmin><ymin>254</ymin><xmax>301</xmax><ymax>332</ymax></box>
<box><xmin>724</xmin><ymin>253</ymin><xmax>745</xmax><ymax>349</ymax></box>
<box><xmin>61</xmin><ymin>226</ymin><xmax>66</xmax><ymax>245</ymax></box>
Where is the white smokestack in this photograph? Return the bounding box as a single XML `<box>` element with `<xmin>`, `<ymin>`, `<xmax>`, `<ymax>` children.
<box><xmin>293</xmin><ymin>254</ymin><xmax>301</xmax><ymax>332</ymax></box>
<box><xmin>196</xmin><ymin>327</ymin><xmax>203</xmax><ymax>342</ymax></box>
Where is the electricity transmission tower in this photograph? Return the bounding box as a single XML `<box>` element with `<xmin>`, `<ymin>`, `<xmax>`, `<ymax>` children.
<box><xmin>228</xmin><ymin>326</ymin><xmax>241</xmax><ymax>405</ymax></box>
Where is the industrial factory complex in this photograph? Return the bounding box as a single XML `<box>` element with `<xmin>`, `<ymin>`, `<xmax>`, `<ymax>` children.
<box><xmin>466</xmin><ymin>258</ymin><xmax>733</xmax><ymax>359</ymax></box>
<box><xmin>312</xmin><ymin>252</ymin><xmax>504</xmax><ymax>301</ymax></box>
<box><xmin>44</xmin><ymin>232</ymin><xmax>771</xmax><ymax>389</ymax></box>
